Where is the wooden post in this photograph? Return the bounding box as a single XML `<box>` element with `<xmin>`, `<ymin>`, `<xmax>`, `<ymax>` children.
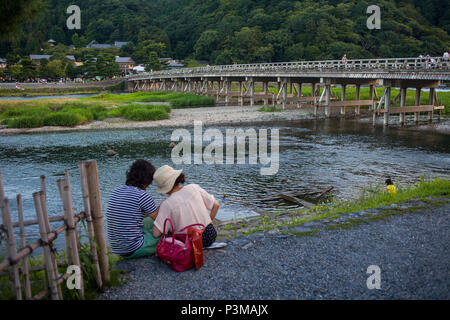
<box><xmin>2</xmin><ymin>198</ymin><xmax>22</xmax><ymax>300</ymax></box>
<box><xmin>298</xmin><ymin>83</ymin><xmax>302</xmax><ymax>97</ymax></box>
<box><xmin>325</xmin><ymin>84</ymin><xmax>331</xmax><ymax>118</ymax></box>
<box><xmin>282</xmin><ymin>80</ymin><xmax>287</xmax><ymax>110</ymax></box>
<box><xmin>40</xmin><ymin>176</ymin><xmax>63</xmax><ymax>299</ymax></box>
<box><xmin>78</xmin><ymin>162</ymin><xmax>103</xmax><ymax>290</ymax></box>
<box><xmin>81</xmin><ymin>160</ymin><xmax>110</xmax><ymax>283</ymax></box>
<box><xmin>250</xmin><ymin>78</ymin><xmax>255</xmax><ymax>106</ymax></box>
<box><xmin>399</xmin><ymin>87</ymin><xmax>407</xmax><ymax>125</ymax></box>
<box><xmin>17</xmin><ymin>194</ymin><xmax>32</xmax><ymax>299</ymax></box>
<box><xmin>225</xmin><ymin>80</ymin><xmax>230</xmax><ymax>106</ymax></box>
<box><xmin>340</xmin><ymin>85</ymin><xmax>346</xmax><ymax>115</ymax></box>
<box><xmin>414</xmin><ymin>88</ymin><xmax>421</xmax><ymax>123</ymax></box>
<box><xmin>33</xmin><ymin>192</ymin><xmax>60</xmax><ymax>300</ymax></box>
<box><xmin>239</xmin><ymin>81</ymin><xmax>244</xmax><ymax>106</ymax></box>
<box><xmin>263</xmin><ymin>82</ymin><xmax>268</xmax><ymax>106</ymax></box>
<box><xmin>355</xmin><ymin>85</ymin><xmax>361</xmax><ymax>116</ymax></box>
<box><xmin>369</xmin><ymin>85</ymin><xmax>374</xmax><ymax>107</ymax></box>
<box><xmin>428</xmin><ymin>88</ymin><xmax>435</xmax><ymax>123</ymax></box>
<box><xmin>57</xmin><ymin>176</ymin><xmax>85</xmax><ymax>299</ymax></box>
<box><xmin>384</xmin><ymin>86</ymin><xmax>391</xmax><ymax>126</ymax></box>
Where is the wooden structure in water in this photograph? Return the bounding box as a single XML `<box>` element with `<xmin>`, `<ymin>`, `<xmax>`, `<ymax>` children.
<box><xmin>126</xmin><ymin>57</ymin><xmax>449</xmax><ymax>126</ymax></box>
<box><xmin>0</xmin><ymin>160</ymin><xmax>109</xmax><ymax>300</ymax></box>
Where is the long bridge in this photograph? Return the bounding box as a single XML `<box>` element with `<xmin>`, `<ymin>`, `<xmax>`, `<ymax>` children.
<box><xmin>125</xmin><ymin>57</ymin><xmax>450</xmax><ymax>126</ymax></box>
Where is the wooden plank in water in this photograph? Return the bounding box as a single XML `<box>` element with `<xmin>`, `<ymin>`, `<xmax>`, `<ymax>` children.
<box><xmin>278</xmin><ymin>194</ymin><xmax>313</xmax><ymax>208</ymax></box>
<box><xmin>326</xmin><ymin>100</ymin><xmax>376</xmax><ymax>107</ymax></box>
<box><xmin>378</xmin><ymin>105</ymin><xmax>434</xmax><ymax>113</ymax></box>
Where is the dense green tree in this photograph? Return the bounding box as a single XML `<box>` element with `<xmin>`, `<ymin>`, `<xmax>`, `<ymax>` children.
<box><xmin>145</xmin><ymin>51</ymin><xmax>162</xmax><ymax>71</ymax></box>
<box><xmin>0</xmin><ymin>0</ymin><xmax>44</xmax><ymax>36</ymax></box>
<box><xmin>96</xmin><ymin>53</ymin><xmax>121</xmax><ymax>77</ymax></box>
<box><xmin>20</xmin><ymin>56</ymin><xmax>37</xmax><ymax>79</ymax></box>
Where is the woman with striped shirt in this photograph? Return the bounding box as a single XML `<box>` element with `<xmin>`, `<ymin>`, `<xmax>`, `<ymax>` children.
<box><xmin>106</xmin><ymin>159</ymin><xmax>160</xmax><ymax>258</ymax></box>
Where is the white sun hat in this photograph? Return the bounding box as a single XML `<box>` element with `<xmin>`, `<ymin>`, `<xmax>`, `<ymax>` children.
<box><xmin>154</xmin><ymin>165</ymin><xmax>183</xmax><ymax>194</ymax></box>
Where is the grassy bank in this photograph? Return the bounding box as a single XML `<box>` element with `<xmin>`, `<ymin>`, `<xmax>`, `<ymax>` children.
<box><xmin>217</xmin><ymin>177</ymin><xmax>450</xmax><ymax>238</ymax></box>
<box><xmin>0</xmin><ymin>97</ymin><xmax>172</xmax><ymax>128</ymax></box>
<box><xmin>88</xmin><ymin>91</ymin><xmax>216</xmax><ymax>108</ymax></box>
<box><xmin>0</xmin><ymin>233</ymin><xmax>123</xmax><ymax>300</ymax></box>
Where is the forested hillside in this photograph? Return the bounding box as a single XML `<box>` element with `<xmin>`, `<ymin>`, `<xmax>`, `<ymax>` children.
<box><xmin>1</xmin><ymin>0</ymin><xmax>449</xmax><ymax>64</ymax></box>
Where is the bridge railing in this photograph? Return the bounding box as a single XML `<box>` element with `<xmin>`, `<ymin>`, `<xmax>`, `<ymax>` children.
<box><xmin>127</xmin><ymin>57</ymin><xmax>450</xmax><ymax>79</ymax></box>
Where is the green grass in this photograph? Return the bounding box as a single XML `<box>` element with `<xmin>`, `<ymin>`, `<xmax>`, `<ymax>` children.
<box><xmin>0</xmin><ymin>86</ymin><xmax>105</xmax><ymax>97</ymax></box>
<box><xmin>0</xmin><ymin>224</ymin><xmax>123</xmax><ymax>300</ymax></box>
<box><xmin>107</xmin><ymin>104</ymin><xmax>171</xmax><ymax>121</ymax></box>
<box><xmin>88</xmin><ymin>91</ymin><xmax>216</xmax><ymax>108</ymax></box>
<box><xmin>258</xmin><ymin>106</ymin><xmax>283</xmax><ymax>112</ymax></box>
<box><xmin>0</xmin><ymin>101</ymin><xmax>110</xmax><ymax>128</ymax></box>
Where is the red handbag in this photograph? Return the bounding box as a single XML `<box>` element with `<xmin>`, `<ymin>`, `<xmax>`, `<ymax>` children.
<box><xmin>156</xmin><ymin>218</ymin><xmax>204</xmax><ymax>272</ymax></box>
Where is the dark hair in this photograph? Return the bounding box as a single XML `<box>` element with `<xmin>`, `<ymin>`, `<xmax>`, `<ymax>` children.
<box><xmin>126</xmin><ymin>159</ymin><xmax>156</xmax><ymax>189</ymax></box>
<box><xmin>385</xmin><ymin>178</ymin><xmax>393</xmax><ymax>186</ymax></box>
<box><xmin>173</xmin><ymin>172</ymin><xmax>186</xmax><ymax>187</ymax></box>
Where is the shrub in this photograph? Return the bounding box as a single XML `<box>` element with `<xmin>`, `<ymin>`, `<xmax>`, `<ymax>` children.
<box><xmin>125</xmin><ymin>108</ymin><xmax>170</xmax><ymax>121</ymax></box>
<box><xmin>7</xmin><ymin>116</ymin><xmax>44</xmax><ymax>128</ymax></box>
<box><xmin>43</xmin><ymin>112</ymin><xmax>83</xmax><ymax>127</ymax></box>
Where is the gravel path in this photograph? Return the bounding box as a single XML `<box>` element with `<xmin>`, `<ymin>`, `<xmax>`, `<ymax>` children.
<box><xmin>98</xmin><ymin>201</ymin><xmax>449</xmax><ymax>300</ymax></box>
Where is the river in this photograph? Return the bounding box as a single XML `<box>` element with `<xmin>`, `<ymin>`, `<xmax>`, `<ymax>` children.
<box><xmin>0</xmin><ymin>118</ymin><xmax>449</xmax><ymax>250</ymax></box>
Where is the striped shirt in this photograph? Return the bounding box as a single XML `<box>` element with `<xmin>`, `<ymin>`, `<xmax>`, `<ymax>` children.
<box><xmin>106</xmin><ymin>185</ymin><xmax>157</xmax><ymax>256</ymax></box>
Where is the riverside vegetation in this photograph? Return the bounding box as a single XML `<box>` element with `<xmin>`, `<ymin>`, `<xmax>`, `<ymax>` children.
<box><xmin>0</xmin><ymin>91</ymin><xmax>215</xmax><ymax>129</ymax></box>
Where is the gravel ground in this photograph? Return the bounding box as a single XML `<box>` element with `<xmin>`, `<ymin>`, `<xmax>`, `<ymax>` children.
<box><xmin>98</xmin><ymin>201</ymin><xmax>449</xmax><ymax>300</ymax></box>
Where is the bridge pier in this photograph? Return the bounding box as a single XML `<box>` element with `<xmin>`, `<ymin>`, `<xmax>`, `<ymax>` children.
<box><xmin>340</xmin><ymin>85</ymin><xmax>346</xmax><ymax>115</ymax></box>
<box><xmin>414</xmin><ymin>88</ymin><xmax>421</xmax><ymax>123</ymax></box>
<box><xmin>428</xmin><ymin>87</ymin><xmax>435</xmax><ymax>123</ymax></box>
<box><xmin>399</xmin><ymin>87</ymin><xmax>407</xmax><ymax>126</ymax></box>
<box><xmin>384</xmin><ymin>85</ymin><xmax>391</xmax><ymax>126</ymax></box>
<box><xmin>355</xmin><ymin>85</ymin><xmax>361</xmax><ymax>116</ymax></box>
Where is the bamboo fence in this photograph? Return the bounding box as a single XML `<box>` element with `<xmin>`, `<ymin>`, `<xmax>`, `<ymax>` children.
<box><xmin>0</xmin><ymin>160</ymin><xmax>109</xmax><ymax>300</ymax></box>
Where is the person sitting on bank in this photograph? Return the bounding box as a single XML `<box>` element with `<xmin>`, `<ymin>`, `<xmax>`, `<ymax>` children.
<box><xmin>106</xmin><ymin>159</ymin><xmax>160</xmax><ymax>259</ymax></box>
<box><xmin>385</xmin><ymin>178</ymin><xmax>397</xmax><ymax>195</ymax></box>
<box><xmin>152</xmin><ymin>165</ymin><xmax>220</xmax><ymax>248</ymax></box>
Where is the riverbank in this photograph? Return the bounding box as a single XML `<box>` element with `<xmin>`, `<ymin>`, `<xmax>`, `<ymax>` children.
<box><xmin>1</xmin><ymin>104</ymin><xmax>449</xmax><ymax>135</ymax></box>
<box><xmin>99</xmin><ymin>196</ymin><xmax>449</xmax><ymax>300</ymax></box>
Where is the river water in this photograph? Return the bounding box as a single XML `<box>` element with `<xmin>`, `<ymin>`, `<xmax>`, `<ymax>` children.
<box><xmin>0</xmin><ymin>119</ymin><xmax>449</xmax><ymax>249</ymax></box>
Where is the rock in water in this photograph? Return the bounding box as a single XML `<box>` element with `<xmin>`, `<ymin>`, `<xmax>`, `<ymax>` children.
<box><xmin>107</xmin><ymin>149</ymin><xmax>116</xmax><ymax>157</ymax></box>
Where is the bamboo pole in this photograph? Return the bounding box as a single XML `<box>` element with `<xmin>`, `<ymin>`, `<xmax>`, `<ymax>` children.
<box><xmin>0</xmin><ymin>212</ymin><xmax>84</xmax><ymax>272</ymax></box>
<box><xmin>33</xmin><ymin>191</ymin><xmax>60</xmax><ymax>300</ymax></box>
<box><xmin>3</xmin><ymin>198</ymin><xmax>22</xmax><ymax>300</ymax></box>
<box><xmin>78</xmin><ymin>162</ymin><xmax>103</xmax><ymax>290</ymax></box>
<box><xmin>65</xmin><ymin>169</ymin><xmax>81</xmax><ymax>253</ymax></box>
<box><xmin>39</xmin><ymin>180</ymin><xmax>63</xmax><ymax>299</ymax></box>
<box><xmin>57</xmin><ymin>178</ymin><xmax>73</xmax><ymax>266</ymax></box>
<box><xmin>17</xmin><ymin>194</ymin><xmax>32</xmax><ymax>299</ymax></box>
<box><xmin>58</xmin><ymin>177</ymin><xmax>85</xmax><ymax>299</ymax></box>
<box><xmin>82</xmin><ymin>160</ymin><xmax>110</xmax><ymax>283</ymax></box>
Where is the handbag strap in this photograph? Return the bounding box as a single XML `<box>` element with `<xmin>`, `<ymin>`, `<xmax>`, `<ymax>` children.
<box><xmin>178</xmin><ymin>223</ymin><xmax>205</xmax><ymax>233</ymax></box>
<box><xmin>162</xmin><ymin>218</ymin><xmax>175</xmax><ymax>245</ymax></box>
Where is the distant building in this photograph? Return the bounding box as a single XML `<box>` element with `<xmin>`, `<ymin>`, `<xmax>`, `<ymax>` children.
<box><xmin>114</xmin><ymin>41</ymin><xmax>128</xmax><ymax>48</ymax></box>
<box><xmin>86</xmin><ymin>40</ymin><xmax>113</xmax><ymax>49</ymax></box>
<box><xmin>0</xmin><ymin>58</ymin><xmax>6</xmax><ymax>69</ymax></box>
<box><xmin>86</xmin><ymin>40</ymin><xmax>129</xmax><ymax>49</ymax></box>
<box><xmin>47</xmin><ymin>39</ymin><xmax>56</xmax><ymax>47</ymax></box>
<box><xmin>115</xmin><ymin>56</ymin><xmax>136</xmax><ymax>73</ymax></box>
<box><xmin>29</xmin><ymin>54</ymin><xmax>79</xmax><ymax>66</ymax></box>
<box><xmin>168</xmin><ymin>61</ymin><xmax>184</xmax><ymax>69</ymax></box>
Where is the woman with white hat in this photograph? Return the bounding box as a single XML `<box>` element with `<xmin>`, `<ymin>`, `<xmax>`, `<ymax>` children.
<box><xmin>152</xmin><ymin>165</ymin><xmax>220</xmax><ymax>247</ymax></box>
